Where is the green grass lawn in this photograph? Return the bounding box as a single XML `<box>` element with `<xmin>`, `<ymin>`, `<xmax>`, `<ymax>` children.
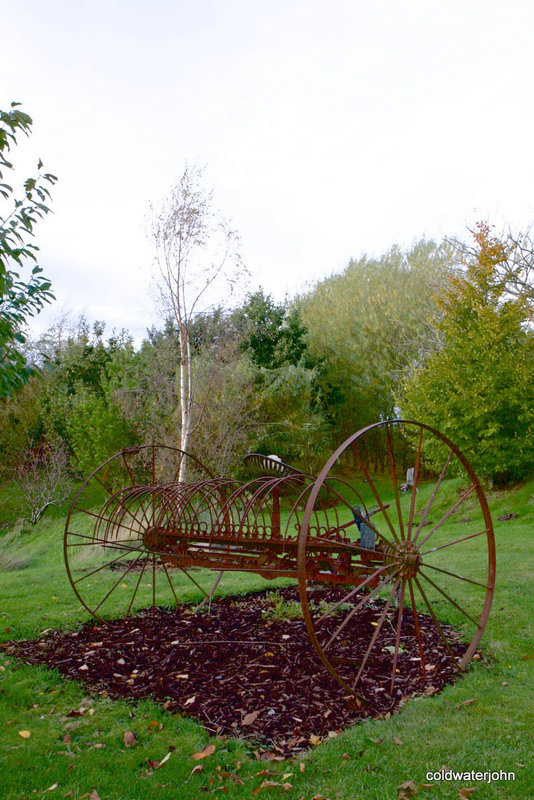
<box><xmin>0</xmin><ymin>477</ymin><xmax>533</xmax><ymax>800</ymax></box>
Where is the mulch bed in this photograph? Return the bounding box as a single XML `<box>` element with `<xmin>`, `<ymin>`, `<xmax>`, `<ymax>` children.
<box><xmin>8</xmin><ymin>587</ymin><xmax>465</xmax><ymax>756</ymax></box>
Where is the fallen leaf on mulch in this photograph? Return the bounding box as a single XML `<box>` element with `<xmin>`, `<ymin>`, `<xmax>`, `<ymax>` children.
<box><xmin>243</xmin><ymin>710</ymin><xmax>260</xmax><ymax>725</ymax></box>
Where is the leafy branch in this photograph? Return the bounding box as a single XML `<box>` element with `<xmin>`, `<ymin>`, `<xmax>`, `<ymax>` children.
<box><xmin>0</xmin><ymin>102</ymin><xmax>57</xmax><ymax>395</ymax></box>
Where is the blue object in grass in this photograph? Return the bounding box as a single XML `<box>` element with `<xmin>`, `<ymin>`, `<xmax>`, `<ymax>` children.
<box><xmin>352</xmin><ymin>506</ymin><xmax>376</xmax><ymax>551</ymax></box>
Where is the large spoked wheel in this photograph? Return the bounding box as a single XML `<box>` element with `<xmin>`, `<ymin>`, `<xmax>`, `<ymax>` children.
<box><xmin>298</xmin><ymin>420</ymin><xmax>496</xmax><ymax>698</ymax></box>
<box><xmin>64</xmin><ymin>444</ymin><xmax>223</xmax><ymax>620</ymax></box>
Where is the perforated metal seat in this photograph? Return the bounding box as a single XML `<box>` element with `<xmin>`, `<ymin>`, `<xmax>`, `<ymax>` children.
<box><xmin>243</xmin><ymin>453</ymin><xmax>304</xmax><ymax>478</ymax></box>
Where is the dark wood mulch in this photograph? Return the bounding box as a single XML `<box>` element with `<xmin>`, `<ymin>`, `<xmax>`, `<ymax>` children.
<box><xmin>9</xmin><ymin>587</ymin><xmax>465</xmax><ymax>756</ymax></box>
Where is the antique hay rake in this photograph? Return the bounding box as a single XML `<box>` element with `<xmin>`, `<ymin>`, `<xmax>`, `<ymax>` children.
<box><xmin>64</xmin><ymin>420</ymin><xmax>496</xmax><ymax>696</ymax></box>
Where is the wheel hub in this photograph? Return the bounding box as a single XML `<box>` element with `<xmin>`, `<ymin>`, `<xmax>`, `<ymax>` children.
<box><xmin>143</xmin><ymin>526</ymin><xmax>176</xmax><ymax>552</ymax></box>
<box><xmin>392</xmin><ymin>539</ymin><xmax>421</xmax><ymax>579</ymax></box>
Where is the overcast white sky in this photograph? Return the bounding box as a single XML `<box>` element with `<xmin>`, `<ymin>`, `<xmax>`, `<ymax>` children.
<box><xmin>4</xmin><ymin>0</ymin><xmax>534</xmax><ymax>342</ymax></box>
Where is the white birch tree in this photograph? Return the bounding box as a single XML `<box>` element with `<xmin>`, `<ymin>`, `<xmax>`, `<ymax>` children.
<box><xmin>150</xmin><ymin>165</ymin><xmax>245</xmax><ymax>480</ymax></box>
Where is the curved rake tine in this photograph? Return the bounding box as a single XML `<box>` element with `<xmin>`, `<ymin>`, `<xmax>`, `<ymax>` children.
<box><xmin>352</xmin><ymin>578</ymin><xmax>400</xmax><ymax>690</ymax></box>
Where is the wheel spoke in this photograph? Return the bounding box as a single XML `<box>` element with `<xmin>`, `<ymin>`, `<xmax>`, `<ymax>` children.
<box><xmin>318</xmin><ymin>564</ymin><xmax>392</xmax><ymax>622</ymax></box>
<box><xmin>420</xmin><ymin>528</ymin><xmax>489</xmax><ymax>556</ymax></box>
<box><xmin>408</xmin><ymin>579</ymin><xmax>427</xmax><ymax>680</ymax></box>
<box><xmin>352</xmin><ymin>578</ymin><xmax>400</xmax><ymax>689</ymax></box>
<box><xmin>389</xmin><ymin>579</ymin><xmax>406</xmax><ymax>694</ymax></box>
<box><xmin>413</xmin><ymin>449</ymin><xmax>454</xmax><ymax>543</ymax></box>
<box><xmin>72</xmin><ymin>544</ymin><xmax>144</xmax><ymax>584</ymax></box>
<box><xmin>152</xmin><ymin>554</ymin><xmax>156</xmax><ymax>615</ymax></box>
<box><xmin>419</xmin><ymin>569</ymin><xmax>481</xmax><ymax>627</ymax></box>
<box><xmin>161</xmin><ymin>559</ymin><xmax>181</xmax><ymax>607</ymax></box>
<box><xmin>73</xmin><ymin>505</ymin><xmax>144</xmax><ymax>533</ymax></box>
<box><xmin>126</xmin><ymin>556</ymin><xmax>149</xmax><ymax>617</ymax></box>
<box><xmin>413</xmin><ymin>576</ymin><xmax>457</xmax><ymax>663</ymax></box>
<box><xmin>311</xmin><ymin>532</ymin><xmax>387</xmax><ymax>561</ymax></box>
<box><xmin>67</xmin><ymin>538</ymin><xmax>142</xmax><ymax>551</ymax></box>
<box><xmin>351</xmin><ymin>443</ymin><xmax>400</xmax><ymax>544</ymax></box>
<box><xmin>66</xmin><ymin>529</ymin><xmax>138</xmax><ymax>544</ymax></box>
<box><xmin>385</xmin><ymin>421</ymin><xmax>405</xmax><ymax>541</ymax></box>
<box><xmin>423</xmin><ymin>562</ymin><xmax>491</xmax><ymax>589</ymax></box>
<box><xmin>121</xmin><ymin>452</ymin><xmax>137</xmax><ymax>486</ymax></box>
<box><xmin>417</xmin><ymin>484</ymin><xmax>477</xmax><ymax>548</ymax></box>
<box><xmin>324</xmin><ymin>568</ymin><xmax>399</xmax><ymax>652</ymax></box>
<box><xmin>94</xmin><ymin>472</ymin><xmax>116</xmax><ymax>497</ymax></box>
<box><xmin>195</xmin><ymin>570</ymin><xmax>224</xmax><ymax>612</ymax></box>
<box><xmin>406</xmin><ymin>426</ymin><xmax>423</xmax><ymax>541</ymax></box>
<box><xmin>176</xmin><ymin>565</ymin><xmax>211</xmax><ymax>599</ymax></box>
<box><xmin>93</xmin><ymin>558</ymin><xmax>141</xmax><ymax>615</ymax></box>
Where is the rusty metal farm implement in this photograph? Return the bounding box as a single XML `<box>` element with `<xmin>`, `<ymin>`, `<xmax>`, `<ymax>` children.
<box><xmin>65</xmin><ymin>420</ymin><xmax>496</xmax><ymax>696</ymax></box>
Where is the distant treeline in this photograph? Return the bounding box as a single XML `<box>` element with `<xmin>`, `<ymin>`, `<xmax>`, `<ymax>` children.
<box><xmin>2</xmin><ymin>227</ymin><xmax>534</xmax><ymax>521</ymax></box>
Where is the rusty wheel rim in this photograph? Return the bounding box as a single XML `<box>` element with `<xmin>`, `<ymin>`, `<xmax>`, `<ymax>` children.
<box><xmin>298</xmin><ymin>420</ymin><xmax>496</xmax><ymax>697</ymax></box>
<box><xmin>64</xmin><ymin>444</ymin><xmax>221</xmax><ymax>620</ymax></box>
